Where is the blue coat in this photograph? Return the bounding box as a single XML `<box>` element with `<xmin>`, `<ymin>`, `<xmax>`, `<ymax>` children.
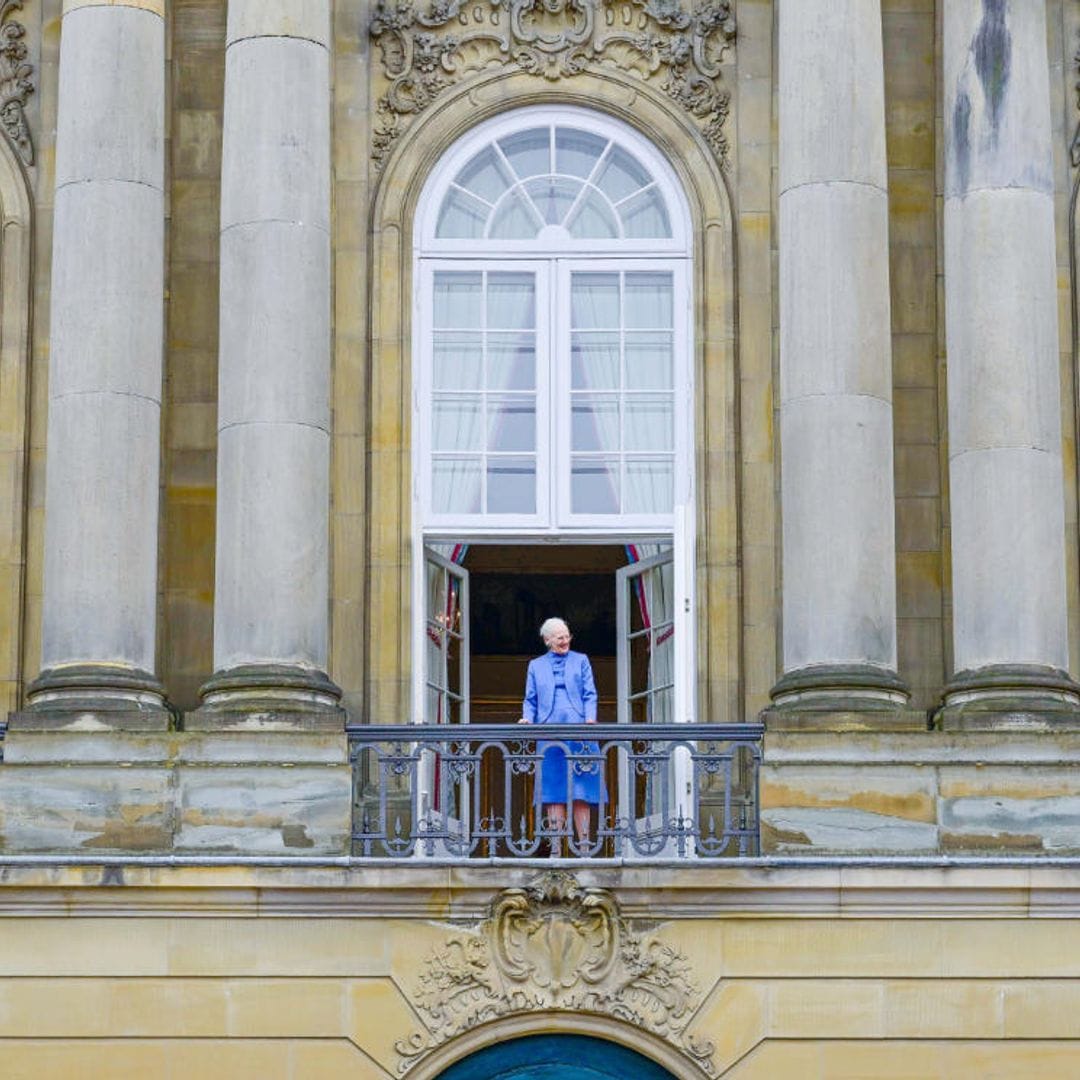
<box><xmin>522</xmin><ymin>650</ymin><xmax>598</xmax><ymax>723</ymax></box>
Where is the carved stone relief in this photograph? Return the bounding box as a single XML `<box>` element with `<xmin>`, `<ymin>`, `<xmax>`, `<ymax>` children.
<box><xmin>1072</xmin><ymin>29</ymin><xmax>1080</xmax><ymax>168</ymax></box>
<box><xmin>369</xmin><ymin>0</ymin><xmax>736</xmax><ymax>170</ymax></box>
<box><xmin>0</xmin><ymin>0</ymin><xmax>32</xmax><ymax>166</ymax></box>
<box><xmin>395</xmin><ymin>870</ymin><xmax>716</xmax><ymax>1076</ymax></box>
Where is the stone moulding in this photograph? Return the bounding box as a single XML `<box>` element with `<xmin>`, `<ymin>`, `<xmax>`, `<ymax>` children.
<box><xmin>395</xmin><ymin>869</ymin><xmax>716</xmax><ymax>1076</ymax></box>
<box><xmin>369</xmin><ymin>0</ymin><xmax>736</xmax><ymax>170</ymax></box>
<box><xmin>0</xmin><ymin>0</ymin><xmax>32</xmax><ymax>166</ymax></box>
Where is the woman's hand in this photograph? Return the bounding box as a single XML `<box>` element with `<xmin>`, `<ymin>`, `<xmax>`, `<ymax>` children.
<box><xmin>518</xmin><ymin>717</ymin><xmax>530</xmax><ymax>724</ymax></box>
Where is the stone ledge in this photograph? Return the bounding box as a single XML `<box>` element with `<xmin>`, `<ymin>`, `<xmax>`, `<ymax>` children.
<box><xmin>0</xmin><ymin>860</ymin><xmax>1078</xmax><ymax>918</ymax></box>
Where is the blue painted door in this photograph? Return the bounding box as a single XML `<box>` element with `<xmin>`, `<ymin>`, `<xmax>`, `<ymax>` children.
<box><xmin>436</xmin><ymin>1033</ymin><xmax>678</xmax><ymax>1080</ymax></box>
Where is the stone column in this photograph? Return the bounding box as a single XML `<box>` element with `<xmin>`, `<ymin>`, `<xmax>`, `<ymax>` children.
<box><xmin>770</xmin><ymin>0</ymin><xmax>908</xmax><ymax>716</ymax></box>
<box><xmin>26</xmin><ymin>0</ymin><xmax>168</xmax><ymax>724</ymax></box>
<box><xmin>941</xmin><ymin>0</ymin><xmax>1078</xmax><ymax>723</ymax></box>
<box><xmin>196</xmin><ymin>0</ymin><xmax>341</xmax><ymax>722</ymax></box>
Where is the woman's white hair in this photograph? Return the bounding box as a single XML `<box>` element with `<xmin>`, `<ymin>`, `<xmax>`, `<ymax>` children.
<box><xmin>539</xmin><ymin>617</ymin><xmax>570</xmax><ymax>644</ymax></box>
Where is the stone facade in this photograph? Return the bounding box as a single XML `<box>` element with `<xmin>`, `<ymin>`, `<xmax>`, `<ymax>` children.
<box><xmin>1</xmin><ymin>0</ymin><xmax>1080</xmax><ymax>1075</ymax></box>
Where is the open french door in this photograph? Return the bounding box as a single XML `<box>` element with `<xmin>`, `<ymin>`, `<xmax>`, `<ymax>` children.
<box><xmin>417</xmin><ymin>546</ymin><xmax>470</xmax><ymax>854</ymax></box>
<box><xmin>616</xmin><ymin>543</ymin><xmax>693</xmax><ymax>856</ymax></box>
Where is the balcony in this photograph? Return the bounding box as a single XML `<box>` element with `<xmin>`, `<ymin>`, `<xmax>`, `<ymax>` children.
<box><xmin>348</xmin><ymin>721</ymin><xmax>762</xmax><ymax>860</ymax></box>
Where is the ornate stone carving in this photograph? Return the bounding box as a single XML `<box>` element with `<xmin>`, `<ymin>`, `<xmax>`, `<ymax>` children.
<box><xmin>369</xmin><ymin>0</ymin><xmax>736</xmax><ymax>170</ymax></box>
<box><xmin>0</xmin><ymin>0</ymin><xmax>32</xmax><ymax>165</ymax></box>
<box><xmin>395</xmin><ymin>870</ymin><xmax>716</xmax><ymax>1075</ymax></box>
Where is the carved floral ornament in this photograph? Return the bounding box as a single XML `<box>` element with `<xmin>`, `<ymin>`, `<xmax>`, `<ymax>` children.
<box><xmin>0</xmin><ymin>0</ymin><xmax>32</xmax><ymax>165</ymax></box>
<box><xmin>396</xmin><ymin>871</ymin><xmax>717</xmax><ymax>1076</ymax></box>
<box><xmin>369</xmin><ymin>0</ymin><xmax>736</xmax><ymax>171</ymax></box>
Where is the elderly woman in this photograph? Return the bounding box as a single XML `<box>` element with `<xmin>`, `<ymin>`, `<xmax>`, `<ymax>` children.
<box><xmin>519</xmin><ymin>617</ymin><xmax>606</xmax><ymax>850</ymax></box>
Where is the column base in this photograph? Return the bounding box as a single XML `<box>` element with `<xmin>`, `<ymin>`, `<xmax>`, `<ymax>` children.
<box><xmin>11</xmin><ymin>664</ymin><xmax>172</xmax><ymax>732</ymax></box>
<box><xmin>936</xmin><ymin>665</ymin><xmax>1080</xmax><ymax>731</ymax></box>
<box><xmin>189</xmin><ymin>664</ymin><xmax>346</xmax><ymax>732</ymax></box>
<box><xmin>764</xmin><ymin>663</ymin><xmax>925</xmax><ymax>732</ymax></box>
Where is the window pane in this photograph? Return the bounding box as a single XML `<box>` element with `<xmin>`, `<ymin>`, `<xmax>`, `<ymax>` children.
<box><xmin>571</xmin><ymin>273</ymin><xmax>619</xmax><ymax>328</ymax></box>
<box><xmin>487</xmin><ymin>457</ymin><xmax>536</xmax><ymax>514</ymax></box>
<box><xmin>524</xmin><ymin>177</ymin><xmax>582</xmax><ymax>225</ymax></box>
<box><xmin>487</xmin><ymin>396</ymin><xmax>535</xmax><ymax>452</ymax></box>
<box><xmin>498</xmin><ymin>128</ymin><xmax>550</xmax><ymax>179</ymax></box>
<box><xmin>572</xmin><ymin>456</ymin><xmax>619</xmax><ymax>514</ymax></box>
<box><xmin>487</xmin><ymin>273</ymin><xmax>535</xmax><ymax>329</ymax></box>
<box><xmin>489</xmin><ymin>188</ymin><xmax>540</xmax><ymax>239</ymax></box>
<box><xmin>625</xmin><ymin>273</ymin><xmax>673</xmax><ymax>328</ymax></box>
<box><xmin>620</xmin><ymin>187</ymin><xmax>671</xmax><ymax>238</ymax></box>
<box><xmin>625</xmin><ymin>332</ymin><xmax>673</xmax><ymax>389</ymax></box>
<box><xmin>432</xmin><ymin>457</ymin><xmax>482</xmax><ymax>513</ymax></box>
<box><xmin>572</xmin><ymin>394</ymin><xmax>619</xmax><ymax>452</ymax></box>
<box><xmin>487</xmin><ymin>333</ymin><xmax>535</xmax><ymax>390</ymax></box>
<box><xmin>556</xmin><ymin>128</ymin><xmax>607</xmax><ymax>178</ymax></box>
<box><xmin>566</xmin><ymin>190</ymin><xmax>618</xmax><ymax>239</ymax></box>
<box><xmin>624</xmin><ymin>457</ymin><xmax>674</xmax><ymax>513</ymax></box>
<box><xmin>596</xmin><ymin>145</ymin><xmax>651</xmax><ymax>202</ymax></box>
<box><xmin>433</xmin><ymin>396</ymin><xmax>483</xmax><ymax>451</ymax></box>
<box><xmin>625</xmin><ymin>395</ymin><xmax>674</xmax><ymax>450</ymax></box>
<box><xmin>572</xmin><ymin>332</ymin><xmax>619</xmax><ymax>389</ymax></box>
<box><xmin>434</xmin><ymin>272</ymin><xmax>482</xmax><ymax>327</ymax></box>
<box><xmin>436</xmin><ymin>189</ymin><xmax>488</xmax><ymax>238</ymax></box>
<box><xmin>456</xmin><ymin>146</ymin><xmax>511</xmax><ymax>203</ymax></box>
<box><xmin>433</xmin><ymin>332</ymin><xmax>482</xmax><ymax>390</ymax></box>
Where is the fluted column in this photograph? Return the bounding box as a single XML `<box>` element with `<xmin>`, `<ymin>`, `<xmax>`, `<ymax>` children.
<box><xmin>941</xmin><ymin>0</ymin><xmax>1078</xmax><ymax>721</ymax></box>
<box><xmin>197</xmin><ymin>0</ymin><xmax>341</xmax><ymax>720</ymax></box>
<box><xmin>27</xmin><ymin>0</ymin><xmax>167</xmax><ymax>723</ymax></box>
<box><xmin>771</xmin><ymin>0</ymin><xmax>907</xmax><ymax>713</ymax></box>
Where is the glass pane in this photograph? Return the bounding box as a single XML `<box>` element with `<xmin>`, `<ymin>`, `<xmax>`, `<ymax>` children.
<box><xmin>556</xmin><ymin>128</ymin><xmax>607</xmax><ymax>178</ymax></box>
<box><xmin>432</xmin><ymin>456</ymin><xmax>482</xmax><ymax>513</ymax></box>
<box><xmin>487</xmin><ymin>456</ymin><xmax>536</xmax><ymax>514</ymax></box>
<box><xmin>498</xmin><ymin>128</ymin><xmax>550</xmax><ymax>179</ymax></box>
<box><xmin>625</xmin><ymin>332</ymin><xmax>673</xmax><ymax>389</ymax></box>
<box><xmin>571</xmin><ymin>273</ymin><xmax>619</xmax><ymax>328</ymax></box>
<box><xmin>624</xmin><ymin>457</ymin><xmax>674</xmax><ymax>513</ymax></box>
<box><xmin>425</xmin><ymin>684</ymin><xmax>442</xmax><ymax>725</ymax></box>
<box><xmin>425</xmin><ymin>560</ymin><xmax>447</xmax><ymax>629</ymax></box>
<box><xmin>487</xmin><ymin>396</ymin><xmax>535</xmax><ymax>452</ymax></box>
<box><xmin>433</xmin><ymin>395</ymin><xmax>483</xmax><ymax>451</ymax></box>
<box><xmin>624</xmin><ymin>395</ymin><xmax>674</xmax><ymax>450</ymax></box>
<box><xmin>456</xmin><ymin>146</ymin><xmax>511</xmax><ymax>203</ymax></box>
<box><xmin>625</xmin><ymin>273</ymin><xmax>673</xmax><ymax>328</ymax></box>
<box><xmin>489</xmin><ymin>188</ymin><xmax>540</xmax><ymax>239</ymax></box>
<box><xmin>433</xmin><ymin>332</ymin><xmax>482</xmax><ymax>390</ymax></box>
<box><xmin>620</xmin><ymin>187</ymin><xmax>672</xmax><ymax>238</ymax></box>
<box><xmin>487</xmin><ymin>333</ymin><xmax>535</xmax><ymax>390</ymax></box>
<box><xmin>487</xmin><ymin>273</ymin><xmax>535</xmax><ymax>329</ymax></box>
<box><xmin>629</xmin><ymin>631</ymin><xmax>650</xmax><ymax>696</ymax></box>
<box><xmin>572</xmin><ymin>456</ymin><xmax>619</xmax><ymax>514</ymax></box>
<box><xmin>571</xmin><ymin>332</ymin><xmax>620</xmax><ymax>389</ymax></box>
<box><xmin>436</xmin><ymin>189</ymin><xmax>488</xmax><ymax>238</ymax></box>
<box><xmin>566</xmin><ymin>190</ymin><xmax>618</xmax><ymax>239</ymax></box>
<box><xmin>572</xmin><ymin>394</ymin><xmax>619</xmax><ymax>452</ymax></box>
<box><xmin>596</xmin><ymin>145</ymin><xmax>651</xmax><ymax>202</ymax></box>
<box><xmin>524</xmin><ymin>177</ymin><xmax>582</xmax><ymax>225</ymax></box>
<box><xmin>434</xmin><ymin>272</ymin><xmax>482</xmax><ymax>328</ymax></box>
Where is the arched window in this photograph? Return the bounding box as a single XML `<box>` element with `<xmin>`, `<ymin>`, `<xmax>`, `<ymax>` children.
<box><xmin>412</xmin><ymin>107</ymin><xmax>696</xmax><ymax>747</ymax></box>
<box><xmin>415</xmin><ymin>106</ymin><xmax>692</xmax><ymax>533</ymax></box>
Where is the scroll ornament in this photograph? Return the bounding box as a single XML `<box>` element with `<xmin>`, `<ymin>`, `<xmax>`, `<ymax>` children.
<box><xmin>395</xmin><ymin>870</ymin><xmax>717</xmax><ymax>1076</ymax></box>
<box><xmin>369</xmin><ymin>0</ymin><xmax>736</xmax><ymax>170</ymax></box>
<box><xmin>0</xmin><ymin>0</ymin><xmax>32</xmax><ymax>165</ymax></box>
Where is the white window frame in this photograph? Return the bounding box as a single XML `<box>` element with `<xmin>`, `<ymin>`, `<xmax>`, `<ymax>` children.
<box><xmin>411</xmin><ymin>105</ymin><xmax>697</xmax><ymax>725</ymax></box>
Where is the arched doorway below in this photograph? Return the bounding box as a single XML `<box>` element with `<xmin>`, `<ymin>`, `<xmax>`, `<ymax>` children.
<box><xmin>435</xmin><ymin>1033</ymin><xmax>679</xmax><ymax>1079</ymax></box>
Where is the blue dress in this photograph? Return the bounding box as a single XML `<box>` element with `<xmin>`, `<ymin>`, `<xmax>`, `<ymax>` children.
<box><xmin>538</xmin><ymin>653</ymin><xmax>608</xmax><ymax>805</ymax></box>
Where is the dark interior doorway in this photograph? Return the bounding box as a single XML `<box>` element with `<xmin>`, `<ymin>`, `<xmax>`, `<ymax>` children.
<box><xmin>464</xmin><ymin>544</ymin><xmax>626</xmax><ymax>724</ymax></box>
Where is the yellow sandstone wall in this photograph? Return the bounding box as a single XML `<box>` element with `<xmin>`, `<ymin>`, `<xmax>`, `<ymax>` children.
<box><xmin>0</xmin><ymin>866</ymin><xmax>1079</xmax><ymax>1078</ymax></box>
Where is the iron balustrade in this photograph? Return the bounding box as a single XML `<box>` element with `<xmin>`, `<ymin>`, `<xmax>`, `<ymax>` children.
<box><xmin>348</xmin><ymin>721</ymin><xmax>762</xmax><ymax>859</ymax></box>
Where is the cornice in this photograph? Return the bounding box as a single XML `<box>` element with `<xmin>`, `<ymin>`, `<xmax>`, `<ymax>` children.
<box><xmin>1</xmin><ymin>859</ymin><xmax>1080</xmax><ymax>917</ymax></box>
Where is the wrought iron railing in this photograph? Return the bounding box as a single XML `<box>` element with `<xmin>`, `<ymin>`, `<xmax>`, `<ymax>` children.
<box><xmin>348</xmin><ymin>722</ymin><xmax>762</xmax><ymax>859</ymax></box>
